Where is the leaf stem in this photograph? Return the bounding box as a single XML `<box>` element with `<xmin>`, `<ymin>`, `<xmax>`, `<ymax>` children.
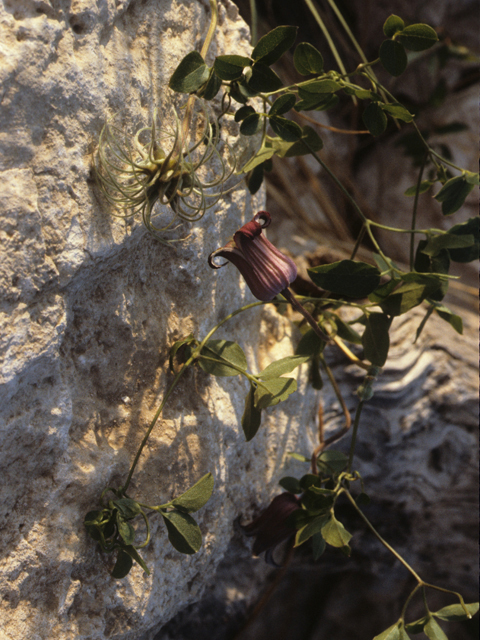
<box><xmin>344</xmin><ymin>489</ymin><xmax>423</xmax><ymax>583</ymax></box>
<box><xmin>347</xmin><ymin>400</ymin><xmax>364</xmax><ymax>472</ymax></box>
<box><xmin>281</xmin><ymin>287</ymin><xmax>330</xmax><ymax>342</ymax></box>
<box><xmin>400</xmin><ymin>584</ymin><xmax>422</xmax><ymax>622</ymax></box>
<box><xmin>410</xmin><ymin>153</ymin><xmax>428</xmax><ymax>270</ymax></box>
<box><xmin>122</xmin><ymin>357</ymin><xmax>194</xmax><ymax>494</ymax></box>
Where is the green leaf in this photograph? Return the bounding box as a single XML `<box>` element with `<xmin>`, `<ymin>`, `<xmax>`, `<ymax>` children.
<box><xmin>379</xmin><ymin>282</ymin><xmax>430</xmax><ymax>316</ymax></box>
<box><xmin>254</xmin><ymin>377</ymin><xmax>297</xmax><ymax>409</ymax></box>
<box><xmin>381</xmin><ymin>102</ymin><xmax>413</xmax><ymax>122</ymax></box>
<box><xmin>362</xmin><ymin>313</ymin><xmax>391</xmax><ymax>366</ymax></box>
<box><xmin>373</xmin><ymin>623</ymin><xmax>402</xmax><ymax>640</ymax></box>
<box><xmin>435</xmin><ymin>175</ymin><xmax>475</xmax><ymax>215</ymax></box>
<box><xmin>247</xmin><ymin>62</ymin><xmax>283</xmax><ymax>93</ymax></box>
<box><xmin>405</xmin><ymin>615</ymin><xmax>430</xmax><ymax>634</ymax></box>
<box><xmin>414</xmin><ymin>248</ymin><xmax>449</xmax><ymax>302</ymax></box>
<box><xmin>383</xmin><ymin>15</ymin><xmax>405</xmax><ymax>37</ymax></box>
<box><xmin>404</xmin><ymin>180</ymin><xmax>434</xmax><ymax>196</ymax></box>
<box><xmin>122</xmin><ymin>545</ymin><xmax>150</xmax><ymax>575</ymax></box>
<box><xmin>240</xmin><ymin>141</ymin><xmax>276</xmax><ymax>172</ymax></box>
<box><xmin>258</xmin><ymin>355</ymin><xmax>310</xmax><ymax>379</ymax></box>
<box><xmin>247</xmin><ymin>163</ymin><xmax>265</xmax><ymax>195</ymax></box>
<box><xmin>111</xmin><ymin>549</ymin><xmax>133</xmax><ymax>579</ymax></box>
<box><xmin>240</xmin><ymin>112</ymin><xmax>263</xmax><ymax>136</ymax></box>
<box><xmin>329</xmin><ymin>315</ymin><xmax>362</xmax><ymax>345</ymax></box>
<box><xmin>272</xmin><ymin>125</ymin><xmax>323</xmax><ymax>158</ymax></box>
<box><xmin>299</xmin><ymin>473</ymin><xmax>322</xmax><ymax>490</ymax></box>
<box><xmin>269</xmin><ymin>93</ymin><xmax>297</xmax><ymax>116</ymax></box>
<box><xmin>198</xmin><ymin>340</ymin><xmax>247</xmax><ymax>377</ymax></box>
<box><xmin>113</xmin><ymin>498</ymin><xmax>142</xmax><ymax>520</ymax></box>
<box><xmin>287</xmin><ymin>451</ymin><xmax>310</xmax><ymax>462</ymax></box>
<box><xmin>398</xmin><ymin>24</ymin><xmax>439</xmax><ymax>51</ymax></box>
<box><xmin>168</xmin><ymin>51</ymin><xmax>209</xmax><ymax>93</ymax></box>
<box><xmin>242</xmin><ymin>384</ymin><xmax>262</xmax><ymax>441</ymax></box>
<box><xmin>269</xmin><ymin>116</ymin><xmax>302</xmax><ymax>142</ymax></box>
<box><xmin>310</xmin><ymin>357</ymin><xmax>323</xmax><ymax>390</ymax></box>
<box><xmin>432</xmin><ymin>303</ymin><xmax>463</xmax><ymax>335</ymax></box>
<box><xmin>170</xmin><ymin>473</ymin><xmax>214</xmax><ymax>513</ymax></box>
<box><xmin>311</xmin><ymin>531</ymin><xmax>326</xmax><ymax>559</ymax></box>
<box><xmin>307</xmin><ymin>260</ymin><xmax>381</xmax><ymax>298</ymax></box>
<box><xmin>380</xmin><ymin>40</ymin><xmax>408</xmax><ymax>76</ymax></box>
<box><xmin>298</xmin><ymin>79</ymin><xmax>342</xmax><ymax>96</ymax></box>
<box><xmin>317</xmin><ymin>450</ymin><xmax>348</xmax><ymax>475</ymax></box>
<box><xmin>464</xmin><ymin>170</ymin><xmax>480</xmax><ymax>185</ymax></box>
<box><xmin>235</xmin><ymin>105</ymin><xmax>256</xmax><ymax>122</ymax></box>
<box><xmin>169</xmin><ymin>333</ymin><xmax>195</xmax><ymax>371</ymax></box>
<box><xmin>434</xmin><ymin>602</ymin><xmax>479</xmax><ymax>621</ymax></box>
<box><xmin>421</xmin><ymin>233</ymin><xmax>475</xmax><ymax>256</ymax></box>
<box><xmin>447</xmin><ymin>217</ymin><xmax>479</xmax><ymax>262</ymax></box>
<box><xmin>356</xmin><ymin>492</ymin><xmax>371</xmax><ymax>505</ymax></box>
<box><xmin>424</xmin><ymin>617</ymin><xmax>448</xmax><ymax>640</ymax></box>
<box><xmin>321</xmin><ymin>515</ymin><xmax>352</xmax><ymax>548</ymax></box>
<box><xmin>252</xmin><ymin>25</ymin><xmax>298</xmax><ymax>65</ymax></box>
<box><xmin>295</xmin><ymin>327</ymin><xmax>325</xmax><ymax>358</ymax></box>
<box><xmin>362</xmin><ymin>102</ymin><xmax>388</xmax><ymax>136</ymax></box>
<box><xmin>295</xmin><ymin>514</ymin><xmax>330</xmax><ymax>547</ymax></box>
<box><xmin>201</xmin><ymin>69</ymin><xmax>222</xmax><ymax>100</ymax></box>
<box><xmin>295</xmin><ymin>93</ymin><xmax>339</xmax><ymax>112</ymax></box>
<box><xmin>293</xmin><ymin>42</ymin><xmax>324</xmax><ymax>75</ymax></box>
<box><xmin>117</xmin><ymin>515</ymin><xmax>135</xmax><ymax>546</ymax></box>
<box><xmin>279</xmin><ymin>476</ymin><xmax>302</xmax><ymax>493</ymax></box>
<box><xmin>399</xmin><ymin>624</ymin><xmax>411</xmax><ymax>640</ymax></box>
<box><xmin>213</xmin><ymin>55</ymin><xmax>251</xmax><ymax>81</ymax></box>
<box><xmin>161</xmin><ymin>510</ymin><xmax>202</xmax><ymax>554</ymax></box>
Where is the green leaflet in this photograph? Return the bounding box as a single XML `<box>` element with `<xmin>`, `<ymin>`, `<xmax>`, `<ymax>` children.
<box><xmin>252</xmin><ymin>26</ymin><xmax>298</xmax><ymax>66</ymax></box>
<box><xmin>169</xmin><ymin>51</ymin><xmax>209</xmax><ymax>93</ymax></box>
<box><xmin>170</xmin><ymin>473</ymin><xmax>214</xmax><ymax>513</ymax></box>
<box><xmin>293</xmin><ymin>42</ymin><xmax>324</xmax><ymax>75</ymax></box>
<box><xmin>161</xmin><ymin>510</ymin><xmax>202</xmax><ymax>554</ymax></box>
<box><xmin>198</xmin><ymin>340</ymin><xmax>247</xmax><ymax>377</ymax></box>
<box><xmin>308</xmin><ymin>260</ymin><xmax>381</xmax><ymax>298</ymax></box>
<box><xmin>241</xmin><ymin>384</ymin><xmax>262</xmax><ymax>441</ymax></box>
<box><xmin>258</xmin><ymin>355</ymin><xmax>310</xmax><ymax>380</ymax></box>
<box><xmin>362</xmin><ymin>313</ymin><xmax>391</xmax><ymax>367</ymax></box>
<box><xmin>254</xmin><ymin>377</ymin><xmax>297</xmax><ymax>409</ymax></box>
<box><xmin>380</xmin><ymin>40</ymin><xmax>408</xmax><ymax>77</ymax></box>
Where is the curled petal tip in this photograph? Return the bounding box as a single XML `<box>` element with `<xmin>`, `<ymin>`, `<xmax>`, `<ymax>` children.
<box><xmin>209</xmin><ymin>212</ymin><xmax>297</xmax><ymax>301</ymax></box>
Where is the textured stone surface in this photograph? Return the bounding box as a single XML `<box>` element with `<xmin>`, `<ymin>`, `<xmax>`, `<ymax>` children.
<box><xmin>0</xmin><ymin>1</ymin><xmax>321</xmax><ymax>639</ymax></box>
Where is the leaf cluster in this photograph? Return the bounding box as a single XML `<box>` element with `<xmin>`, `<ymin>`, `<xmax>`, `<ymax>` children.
<box><xmin>84</xmin><ymin>473</ymin><xmax>214</xmax><ymax>578</ymax></box>
<box><xmin>279</xmin><ymin>450</ymin><xmax>356</xmax><ymax>559</ymax></box>
<box><xmin>374</xmin><ymin>603</ymin><xmax>479</xmax><ymax>640</ymax></box>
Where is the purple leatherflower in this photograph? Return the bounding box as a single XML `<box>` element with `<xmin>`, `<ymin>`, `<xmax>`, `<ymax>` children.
<box><xmin>208</xmin><ymin>211</ymin><xmax>298</xmax><ymax>301</ymax></box>
<box><xmin>239</xmin><ymin>492</ymin><xmax>301</xmax><ymax>565</ymax></box>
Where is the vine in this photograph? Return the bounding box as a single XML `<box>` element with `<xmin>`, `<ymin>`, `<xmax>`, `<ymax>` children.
<box><xmin>84</xmin><ymin>1</ymin><xmax>478</xmax><ymax>637</ymax></box>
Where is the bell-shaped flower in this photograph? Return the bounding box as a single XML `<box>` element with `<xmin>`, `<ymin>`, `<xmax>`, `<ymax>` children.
<box><xmin>239</xmin><ymin>492</ymin><xmax>301</xmax><ymax>565</ymax></box>
<box><xmin>208</xmin><ymin>211</ymin><xmax>297</xmax><ymax>301</ymax></box>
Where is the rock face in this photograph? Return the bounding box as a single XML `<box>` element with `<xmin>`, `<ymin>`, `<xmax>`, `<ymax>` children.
<box><xmin>0</xmin><ymin>1</ymin><xmax>321</xmax><ymax>638</ymax></box>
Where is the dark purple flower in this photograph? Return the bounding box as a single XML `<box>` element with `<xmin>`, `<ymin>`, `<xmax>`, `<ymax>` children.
<box><xmin>239</xmin><ymin>492</ymin><xmax>301</xmax><ymax>565</ymax></box>
<box><xmin>208</xmin><ymin>211</ymin><xmax>297</xmax><ymax>301</ymax></box>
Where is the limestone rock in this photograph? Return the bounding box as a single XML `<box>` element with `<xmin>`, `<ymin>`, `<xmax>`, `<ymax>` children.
<box><xmin>0</xmin><ymin>1</ymin><xmax>321</xmax><ymax>639</ymax></box>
